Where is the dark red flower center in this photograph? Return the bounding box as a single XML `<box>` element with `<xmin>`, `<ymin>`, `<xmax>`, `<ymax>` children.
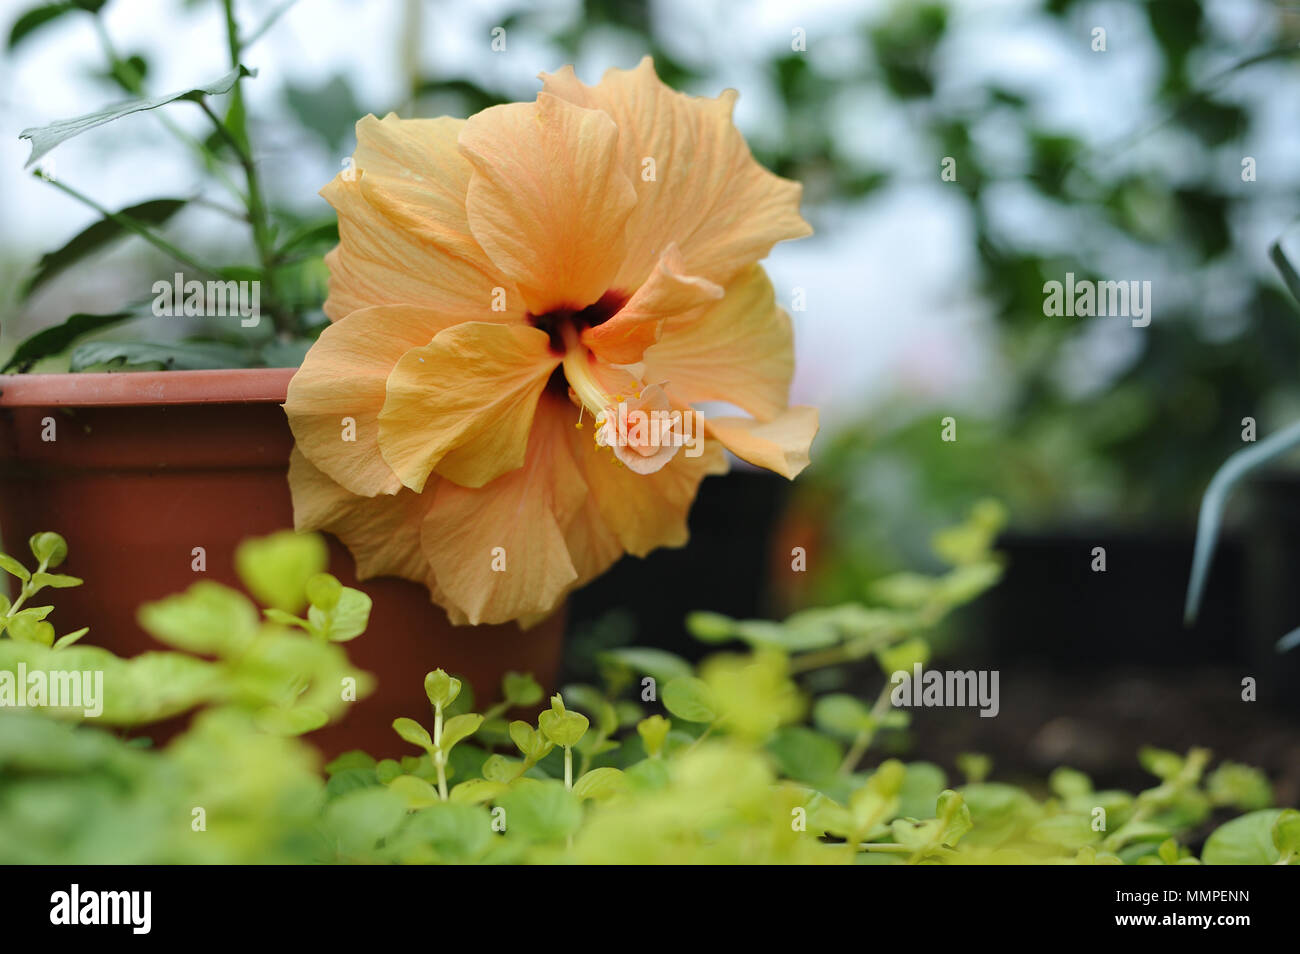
<box><xmin>529</xmin><ymin>290</ymin><xmax>628</xmax><ymax>355</ymax></box>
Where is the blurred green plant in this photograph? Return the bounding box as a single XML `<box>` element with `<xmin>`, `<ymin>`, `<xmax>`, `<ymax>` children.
<box><xmin>771</xmin><ymin>0</ymin><xmax>1300</xmax><ymax>534</ymax></box>
<box><xmin>2</xmin><ymin>510</ymin><xmax>1292</xmax><ymax>864</ymax></box>
<box><xmin>8</xmin><ymin>0</ymin><xmax>335</xmax><ymax>369</ymax></box>
<box><xmin>0</xmin><ymin>531</ymin><xmax>88</xmax><ymax>648</ymax></box>
<box><xmin>0</xmin><ymin>529</ymin><xmax>373</xmax><ymax>730</ymax></box>
<box><xmin>12</xmin><ymin>0</ymin><xmax>1299</xmax><ymax>530</ymax></box>
<box><xmin>1183</xmin><ymin>229</ymin><xmax>1300</xmax><ymax>647</ymax></box>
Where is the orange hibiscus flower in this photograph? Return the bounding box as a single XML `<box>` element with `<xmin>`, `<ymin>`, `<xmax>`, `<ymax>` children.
<box><xmin>285</xmin><ymin>57</ymin><xmax>817</xmax><ymax>626</ymax></box>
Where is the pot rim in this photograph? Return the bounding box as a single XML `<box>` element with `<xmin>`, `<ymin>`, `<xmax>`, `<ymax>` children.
<box><xmin>0</xmin><ymin>367</ymin><xmax>296</xmax><ymax>408</ymax></box>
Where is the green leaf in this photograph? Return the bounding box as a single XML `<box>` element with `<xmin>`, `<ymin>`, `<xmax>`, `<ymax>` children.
<box><xmin>508</xmin><ymin>721</ymin><xmax>552</xmax><ymax>762</ymax></box>
<box><xmin>572</xmin><ymin>766</ymin><xmax>627</xmax><ymax>801</ymax></box>
<box><xmin>394</xmin><ymin>802</ymin><xmax>492</xmax><ymax>862</ymax></box>
<box><xmin>304</xmin><ymin>572</ymin><xmax>341</xmax><ymax>610</ymax></box>
<box><xmin>52</xmin><ymin>626</ymin><xmax>88</xmax><ymax>649</ymax></box>
<box><xmin>496</xmin><ymin>780</ymin><xmax>582</xmax><ymax>843</ymax></box>
<box><xmin>256</xmin><ymin>705</ymin><xmax>328</xmax><ymax>736</ymax></box>
<box><xmin>20</xmin><ymin>65</ymin><xmax>255</xmax><ymax>167</ymax></box>
<box><xmin>387</xmin><ymin>774</ymin><xmax>441</xmax><ymax>810</ymax></box>
<box><xmin>136</xmin><ymin>581</ymin><xmax>259</xmax><ymax>655</ymax></box>
<box><xmin>502</xmin><ymin>671</ymin><xmax>542</xmax><ymax>706</ymax></box>
<box><xmin>1138</xmin><ymin>747</ymin><xmax>1184</xmax><ymax>781</ymax></box>
<box><xmin>0</xmin><ymin>554</ymin><xmax>31</xmax><ymax>581</ymax></box>
<box><xmin>898</xmin><ymin>762</ymin><xmax>949</xmax><ymax>820</ymax></box>
<box><xmin>936</xmin><ymin>563</ymin><xmax>1003</xmax><ymax>605</ymax></box>
<box><xmin>7</xmin><ymin>3</ymin><xmax>103</xmax><ymax>52</ymax></box>
<box><xmin>274</xmin><ymin>219</ymin><xmax>339</xmax><ymax>258</ymax></box>
<box><xmin>599</xmin><ymin>646</ymin><xmax>693</xmax><ymax>683</ymax></box>
<box><xmin>321</xmin><ymin>786</ymin><xmax>407</xmax><ymax>858</ymax></box>
<box><xmin>259</xmin><ymin>338</ymin><xmax>310</xmax><ymax>369</ymax></box>
<box><xmin>1202</xmin><ymin>809</ymin><xmax>1286</xmax><ymax>865</ymax></box>
<box><xmin>27</xmin><ymin>531</ymin><xmax>67</xmax><ymax>567</ymax></box>
<box><xmin>7</xmin><ymin>614</ymin><xmax>54</xmax><ymax>647</ymax></box>
<box><xmin>1185</xmin><ymin>417</ymin><xmax>1300</xmax><ymax>624</ymax></box>
<box><xmin>283</xmin><ymin>74</ymin><xmax>363</xmax><ymax>153</ymax></box>
<box><xmin>234</xmin><ymin>530</ymin><xmax>328</xmax><ymax>613</ymax></box>
<box><xmin>812</xmin><ymin>693</ymin><xmax>874</xmax><ymax>738</ymax></box>
<box><xmin>537</xmin><ymin>694</ymin><xmax>588</xmax><ymax>748</ymax></box>
<box><xmin>1270</xmin><ymin>238</ymin><xmax>1300</xmax><ymax>307</ymax></box>
<box><xmin>439</xmin><ymin>713</ymin><xmax>484</xmax><ymax>753</ymax></box>
<box><xmin>306</xmin><ymin>585</ymin><xmax>371</xmax><ymax>642</ymax></box>
<box><xmin>5</xmin><ymin>605</ymin><xmax>53</xmax><ymax>624</ymax></box>
<box><xmin>69</xmin><ymin>340</ymin><xmax>254</xmax><ymax>372</ymax></box>
<box><xmin>685</xmin><ymin>610</ymin><xmax>737</xmax><ymax>642</ymax></box>
<box><xmin>955</xmin><ymin>752</ymin><xmax>992</xmax><ymax>784</ymax></box>
<box><xmin>449</xmin><ymin>777</ymin><xmax>507</xmax><ymax>804</ymax></box>
<box><xmin>30</xmin><ymin>571</ymin><xmax>82</xmax><ymax>590</ymax></box>
<box><xmin>1157</xmin><ymin>838</ymin><xmax>1181</xmax><ymax>865</ymax></box>
<box><xmin>21</xmin><ymin>198</ymin><xmax>186</xmax><ymax>301</ymax></box>
<box><xmin>325</xmin><ymin>751</ymin><xmax>376</xmax><ymax>775</ymax></box>
<box><xmin>4</xmin><ymin>313</ymin><xmax>136</xmax><ymax>372</ymax></box>
<box><xmin>482</xmin><ymin>753</ymin><xmax>526</xmax><ymax>783</ymax></box>
<box><xmin>779</xmin><ymin>612</ymin><xmax>850</xmax><ymax>650</ymax></box>
<box><xmin>766</xmin><ymin>727</ymin><xmax>843</xmax><ymax>783</ymax></box>
<box><xmin>661</xmin><ymin>676</ymin><xmax>717</xmax><ymax>723</ymax></box>
<box><xmin>1206</xmin><ymin>761</ymin><xmax>1274</xmax><ymax>812</ymax></box>
<box><xmin>1049</xmin><ymin>766</ymin><xmax>1093</xmax><ymax>799</ymax></box>
<box><xmin>424</xmin><ymin>669</ymin><xmax>461</xmax><ymax>710</ymax></box>
<box><xmin>262</xmin><ymin>607</ymin><xmax>307</xmax><ymax>629</ymax></box>
<box><xmin>935</xmin><ymin>789</ymin><xmax>974</xmax><ymax>846</ymax></box>
<box><xmin>850</xmin><ymin>760</ymin><xmax>906</xmax><ymax>833</ymax></box>
<box><xmin>392</xmin><ymin>717</ymin><xmax>434</xmax><ymax>752</ymax></box>
<box><xmin>1273</xmin><ymin>808</ymin><xmax>1300</xmax><ymax>862</ymax></box>
<box><xmin>931</xmin><ymin>501</ymin><xmax>1006</xmax><ymax>565</ymax></box>
<box><xmin>562</xmin><ymin>684</ymin><xmax>618</xmax><ymax>736</ymax></box>
<box><xmin>636</xmin><ymin>714</ymin><xmax>671</xmax><ymax>757</ymax></box>
<box><xmin>870</xmin><ymin>571</ymin><xmax>939</xmax><ymax>609</ymax></box>
<box><xmin>876</xmin><ymin>637</ymin><xmax>930</xmax><ymax>677</ymax></box>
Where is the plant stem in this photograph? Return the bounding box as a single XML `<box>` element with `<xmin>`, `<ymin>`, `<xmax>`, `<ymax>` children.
<box><xmin>433</xmin><ymin>704</ymin><xmax>448</xmax><ymax>801</ymax></box>
<box><xmin>839</xmin><ymin>683</ymin><xmax>896</xmax><ymax>775</ymax></box>
<box><xmin>5</xmin><ymin>561</ymin><xmax>45</xmax><ymax>618</ymax></box>
<box><xmin>241</xmin><ymin>0</ymin><xmax>301</xmax><ymax>49</ymax></box>
<box><xmin>480</xmin><ymin>700</ymin><xmax>510</xmax><ymax>722</ymax></box>
<box><xmin>788</xmin><ymin>633</ymin><xmax>885</xmax><ymax>674</ymax></box>
<box><xmin>686</xmin><ymin>722</ymin><xmax>716</xmax><ymax>752</ymax></box>
<box><xmin>219</xmin><ymin>0</ymin><xmax>294</xmax><ymax>337</ymax></box>
<box><xmin>564</xmin><ymin>746</ymin><xmax>573</xmax><ymax>790</ymax></box>
<box><xmin>40</xmin><ymin>175</ymin><xmax>219</xmax><ymax>276</ymax></box>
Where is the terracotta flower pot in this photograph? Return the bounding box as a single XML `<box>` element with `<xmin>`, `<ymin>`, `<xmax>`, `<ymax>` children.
<box><xmin>0</xmin><ymin>368</ymin><xmax>565</xmax><ymax>756</ymax></box>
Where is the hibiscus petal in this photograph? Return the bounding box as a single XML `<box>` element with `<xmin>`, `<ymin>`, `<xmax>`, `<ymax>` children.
<box><xmin>288</xmin><ymin>447</ymin><xmax>432</xmax><ymax>583</ymax></box>
<box><xmin>378</xmin><ymin>321</ymin><xmax>558</xmax><ymax>492</ymax></box>
<box><xmin>322</xmin><ymin>115</ymin><xmax>522</xmax><ymax>321</ymax></box>
<box><xmin>706</xmin><ymin>406</ymin><xmax>819</xmax><ymax>479</ymax></box>
<box><xmin>582</xmin><ymin>432</ymin><xmax>728</xmax><ymax>557</ymax></box>
<box><xmin>581</xmin><ymin>244</ymin><xmax>722</xmax><ymax>365</ymax></box>
<box><xmin>642</xmin><ymin>264</ymin><xmax>793</xmax><ymax>420</ymax></box>
<box><xmin>542</xmin><ymin>57</ymin><xmax>812</xmax><ymax>290</ymax></box>
<box><xmin>352</xmin><ymin>114</ymin><xmax>493</xmax><ymax>266</ymax></box>
<box><xmin>561</xmin><ymin>431</ymin><xmax>626</xmax><ymax>584</ymax></box>
<box><xmin>421</xmin><ymin>397</ymin><xmax>585</xmax><ymax>624</ymax></box>
<box><xmin>458</xmin><ymin>93</ymin><xmax>637</xmax><ymax>315</ymax></box>
<box><xmin>286</xmin><ymin>304</ymin><xmax>455</xmax><ymax>496</ymax></box>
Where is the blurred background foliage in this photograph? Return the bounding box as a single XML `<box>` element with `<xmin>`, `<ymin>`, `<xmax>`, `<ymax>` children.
<box><xmin>4</xmin><ymin>0</ymin><xmax>1300</xmax><ymax>587</ymax></box>
<box><xmin>4</xmin><ymin>0</ymin><xmax>1300</xmax><ymax>795</ymax></box>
